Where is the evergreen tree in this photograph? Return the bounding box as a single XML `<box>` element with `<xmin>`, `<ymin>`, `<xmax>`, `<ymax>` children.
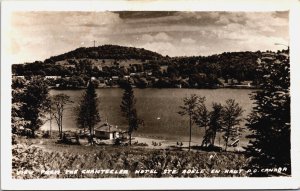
<box><xmin>245</xmin><ymin>51</ymin><xmax>290</xmax><ymax>176</ymax></box>
<box><xmin>194</xmin><ymin>97</ymin><xmax>211</xmax><ymax>147</ymax></box>
<box><xmin>222</xmin><ymin>99</ymin><xmax>243</xmax><ymax>151</ymax></box>
<box><xmin>77</xmin><ymin>81</ymin><xmax>101</xmax><ymax>144</ymax></box>
<box><xmin>194</xmin><ymin>98</ymin><xmax>209</xmax><ymax>132</ymax></box>
<box><xmin>120</xmin><ymin>82</ymin><xmax>142</xmax><ymax>145</ymax></box>
<box><xmin>11</xmin><ymin>78</ymin><xmax>29</xmax><ymax>134</ymax></box>
<box><xmin>207</xmin><ymin>103</ymin><xmax>223</xmax><ymax>147</ymax></box>
<box><xmin>76</xmin><ymin>97</ymin><xmax>88</xmax><ymax>134</ymax></box>
<box><xmin>21</xmin><ymin>77</ymin><xmax>49</xmax><ymax>137</ymax></box>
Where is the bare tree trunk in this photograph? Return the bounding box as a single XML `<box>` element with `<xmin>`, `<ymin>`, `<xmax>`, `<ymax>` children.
<box><xmin>225</xmin><ymin>128</ymin><xmax>229</xmax><ymax>151</ymax></box>
<box><xmin>31</xmin><ymin>129</ymin><xmax>35</xmax><ymax>138</ymax></box>
<box><xmin>60</xmin><ymin>114</ymin><xmax>62</xmax><ymax>139</ymax></box>
<box><xmin>189</xmin><ymin>115</ymin><xmax>192</xmax><ymax>151</ymax></box>
<box><xmin>212</xmin><ymin>131</ymin><xmax>216</xmax><ymax>146</ymax></box>
<box><xmin>89</xmin><ymin>126</ymin><xmax>93</xmax><ymax>145</ymax></box>
<box><xmin>59</xmin><ymin>114</ymin><xmax>62</xmax><ymax>139</ymax></box>
<box><xmin>92</xmin><ymin>126</ymin><xmax>94</xmax><ymax>145</ymax></box>
<box><xmin>49</xmin><ymin>109</ymin><xmax>52</xmax><ymax>137</ymax></box>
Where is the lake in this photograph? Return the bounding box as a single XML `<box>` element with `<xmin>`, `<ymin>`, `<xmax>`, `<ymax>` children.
<box><xmin>41</xmin><ymin>88</ymin><xmax>255</xmax><ymax>146</ymax></box>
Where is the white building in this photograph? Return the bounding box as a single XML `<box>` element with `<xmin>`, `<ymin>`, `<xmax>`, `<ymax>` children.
<box><xmin>44</xmin><ymin>76</ymin><xmax>61</xmax><ymax>80</ymax></box>
<box><xmin>94</xmin><ymin>123</ymin><xmax>121</xmax><ymax>140</ymax></box>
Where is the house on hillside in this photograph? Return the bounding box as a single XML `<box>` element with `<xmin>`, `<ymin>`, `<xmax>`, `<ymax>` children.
<box><xmin>12</xmin><ymin>75</ymin><xmax>25</xmax><ymax>80</ymax></box>
<box><xmin>94</xmin><ymin>123</ymin><xmax>123</xmax><ymax>140</ymax></box>
<box><xmin>45</xmin><ymin>76</ymin><xmax>61</xmax><ymax>80</ymax></box>
<box><xmin>159</xmin><ymin>65</ymin><xmax>168</xmax><ymax>73</ymax></box>
<box><xmin>261</xmin><ymin>52</ymin><xmax>277</xmax><ymax>62</ymax></box>
<box><xmin>112</xmin><ymin>76</ymin><xmax>119</xmax><ymax>81</ymax></box>
<box><xmin>123</xmin><ymin>75</ymin><xmax>130</xmax><ymax>80</ymax></box>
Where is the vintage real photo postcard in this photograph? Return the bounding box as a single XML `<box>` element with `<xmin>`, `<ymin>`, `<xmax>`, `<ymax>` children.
<box><xmin>1</xmin><ymin>0</ymin><xmax>300</xmax><ymax>190</ymax></box>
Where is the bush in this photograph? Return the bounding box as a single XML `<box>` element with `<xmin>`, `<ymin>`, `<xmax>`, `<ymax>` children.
<box><xmin>12</xmin><ymin>143</ymin><xmax>249</xmax><ymax>179</ymax></box>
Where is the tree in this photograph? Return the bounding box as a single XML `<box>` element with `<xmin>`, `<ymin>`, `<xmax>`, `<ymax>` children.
<box><xmin>194</xmin><ymin>98</ymin><xmax>209</xmax><ymax>132</ymax></box>
<box><xmin>245</xmin><ymin>51</ymin><xmax>290</xmax><ymax>175</ymax></box>
<box><xmin>209</xmin><ymin>103</ymin><xmax>223</xmax><ymax>146</ymax></box>
<box><xmin>193</xmin><ymin>98</ymin><xmax>211</xmax><ymax>147</ymax></box>
<box><xmin>77</xmin><ymin>81</ymin><xmax>101</xmax><ymax>144</ymax></box>
<box><xmin>11</xmin><ymin>78</ymin><xmax>29</xmax><ymax>134</ymax></box>
<box><xmin>44</xmin><ymin>97</ymin><xmax>53</xmax><ymax>137</ymax></box>
<box><xmin>21</xmin><ymin>78</ymin><xmax>49</xmax><ymax>137</ymax></box>
<box><xmin>222</xmin><ymin>99</ymin><xmax>243</xmax><ymax>151</ymax></box>
<box><xmin>75</xmin><ymin>98</ymin><xmax>87</xmax><ymax>135</ymax></box>
<box><xmin>178</xmin><ymin>94</ymin><xmax>204</xmax><ymax>151</ymax></box>
<box><xmin>51</xmin><ymin>94</ymin><xmax>72</xmax><ymax>139</ymax></box>
<box><xmin>120</xmin><ymin>82</ymin><xmax>142</xmax><ymax>145</ymax></box>
<box><xmin>203</xmin><ymin>103</ymin><xmax>223</xmax><ymax>147</ymax></box>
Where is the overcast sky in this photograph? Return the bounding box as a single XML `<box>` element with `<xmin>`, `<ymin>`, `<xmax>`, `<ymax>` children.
<box><xmin>11</xmin><ymin>11</ymin><xmax>289</xmax><ymax>63</ymax></box>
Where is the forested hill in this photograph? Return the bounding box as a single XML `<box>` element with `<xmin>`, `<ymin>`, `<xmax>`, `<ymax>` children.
<box><xmin>170</xmin><ymin>51</ymin><xmax>262</xmax><ymax>81</ymax></box>
<box><xmin>44</xmin><ymin>45</ymin><xmax>164</xmax><ymax>63</ymax></box>
<box><xmin>13</xmin><ymin>44</ymin><xmax>289</xmax><ymax>89</ymax></box>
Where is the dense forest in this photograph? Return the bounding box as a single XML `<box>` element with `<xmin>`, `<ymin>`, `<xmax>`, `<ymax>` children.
<box><xmin>44</xmin><ymin>45</ymin><xmax>164</xmax><ymax>62</ymax></box>
<box><xmin>12</xmin><ymin>45</ymin><xmax>288</xmax><ymax>89</ymax></box>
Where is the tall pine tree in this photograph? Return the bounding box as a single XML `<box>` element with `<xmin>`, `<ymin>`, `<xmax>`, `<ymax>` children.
<box><xmin>120</xmin><ymin>82</ymin><xmax>142</xmax><ymax>145</ymax></box>
<box><xmin>206</xmin><ymin>103</ymin><xmax>223</xmax><ymax>147</ymax></box>
<box><xmin>245</xmin><ymin>51</ymin><xmax>290</xmax><ymax>176</ymax></box>
<box><xmin>77</xmin><ymin>81</ymin><xmax>100</xmax><ymax>145</ymax></box>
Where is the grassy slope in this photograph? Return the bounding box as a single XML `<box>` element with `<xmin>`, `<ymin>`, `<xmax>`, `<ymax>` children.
<box><xmin>12</xmin><ymin>136</ymin><xmax>248</xmax><ymax>179</ymax></box>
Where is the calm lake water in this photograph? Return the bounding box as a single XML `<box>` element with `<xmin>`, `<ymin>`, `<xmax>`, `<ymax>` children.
<box><xmin>41</xmin><ymin>88</ymin><xmax>254</xmax><ymax>144</ymax></box>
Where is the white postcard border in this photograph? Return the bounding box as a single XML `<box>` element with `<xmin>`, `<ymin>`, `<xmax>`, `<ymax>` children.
<box><xmin>1</xmin><ymin>0</ymin><xmax>300</xmax><ymax>190</ymax></box>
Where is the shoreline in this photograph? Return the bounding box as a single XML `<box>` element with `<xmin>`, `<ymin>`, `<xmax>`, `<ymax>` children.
<box><xmin>49</xmin><ymin>86</ymin><xmax>259</xmax><ymax>90</ymax></box>
<box><xmin>32</xmin><ymin>129</ymin><xmax>245</xmax><ymax>152</ymax></box>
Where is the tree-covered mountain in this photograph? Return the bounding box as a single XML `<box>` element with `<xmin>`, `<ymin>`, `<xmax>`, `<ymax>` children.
<box><xmin>170</xmin><ymin>51</ymin><xmax>262</xmax><ymax>84</ymax></box>
<box><xmin>12</xmin><ymin>44</ymin><xmax>288</xmax><ymax>89</ymax></box>
<box><xmin>44</xmin><ymin>45</ymin><xmax>164</xmax><ymax>63</ymax></box>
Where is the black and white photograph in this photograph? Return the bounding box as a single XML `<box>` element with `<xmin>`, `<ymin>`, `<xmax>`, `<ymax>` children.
<box><xmin>1</xmin><ymin>0</ymin><xmax>300</xmax><ymax>190</ymax></box>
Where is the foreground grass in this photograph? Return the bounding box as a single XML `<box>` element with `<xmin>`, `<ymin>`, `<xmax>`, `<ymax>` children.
<box><xmin>12</xmin><ymin>136</ymin><xmax>249</xmax><ymax>179</ymax></box>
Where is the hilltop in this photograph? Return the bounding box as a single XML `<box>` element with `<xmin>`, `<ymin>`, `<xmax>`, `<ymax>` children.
<box><xmin>12</xmin><ymin>44</ymin><xmax>288</xmax><ymax>89</ymax></box>
<box><xmin>44</xmin><ymin>44</ymin><xmax>164</xmax><ymax>64</ymax></box>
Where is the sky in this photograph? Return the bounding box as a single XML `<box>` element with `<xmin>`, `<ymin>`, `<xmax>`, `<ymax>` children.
<box><xmin>10</xmin><ymin>11</ymin><xmax>289</xmax><ymax>63</ymax></box>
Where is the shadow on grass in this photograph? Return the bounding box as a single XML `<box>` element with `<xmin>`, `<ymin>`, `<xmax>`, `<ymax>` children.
<box><xmin>191</xmin><ymin>145</ymin><xmax>223</xmax><ymax>152</ymax></box>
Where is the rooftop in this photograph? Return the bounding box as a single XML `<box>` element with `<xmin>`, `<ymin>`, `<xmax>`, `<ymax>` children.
<box><xmin>94</xmin><ymin>123</ymin><xmax>121</xmax><ymax>132</ymax></box>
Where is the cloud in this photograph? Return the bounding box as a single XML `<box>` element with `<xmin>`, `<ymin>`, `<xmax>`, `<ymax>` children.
<box><xmin>12</xmin><ymin>11</ymin><xmax>121</xmax><ymax>27</ymax></box>
<box><xmin>155</xmin><ymin>32</ymin><xmax>172</xmax><ymax>41</ymax></box>
<box><xmin>140</xmin><ymin>42</ymin><xmax>175</xmax><ymax>56</ymax></box>
<box><xmin>181</xmin><ymin>38</ymin><xmax>196</xmax><ymax>44</ymax></box>
<box><xmin>9</xmin><ymin>11</ymin><xmax>289</xmax><ymax>63</ymax></box>
<box><xmin>141</xmin><ymin>32</ymin><xmax>172</xmax><ymax>42</ymax></box>
<box><xmin>236</xmin><ymin>36</ymin><xmax>289</xmax><ymax>52</ymax></box>
<box><xmin>138</xmin><ymin>41</ymin><xmax>207</xmax><ymax>57</ymax></box>
<box><xmin>140</xmin><ymin>34</ymin><xmax>153</xmax><ymax>42</ymax></box>
<box><xmin>216</xmin><ymin>15</ymin><xmax>230</xmax><ymax>25</ymax></box>
<box><xmin>11</xmin><ymin>38</ymin><xmax>21</xmax><ymax>54</ymax></box>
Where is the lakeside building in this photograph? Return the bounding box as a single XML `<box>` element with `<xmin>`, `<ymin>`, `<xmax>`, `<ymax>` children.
<box><xmin>94</xmin><ymin>123</ymin><xmax>124</xmax><ymax>140</ymax></box>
